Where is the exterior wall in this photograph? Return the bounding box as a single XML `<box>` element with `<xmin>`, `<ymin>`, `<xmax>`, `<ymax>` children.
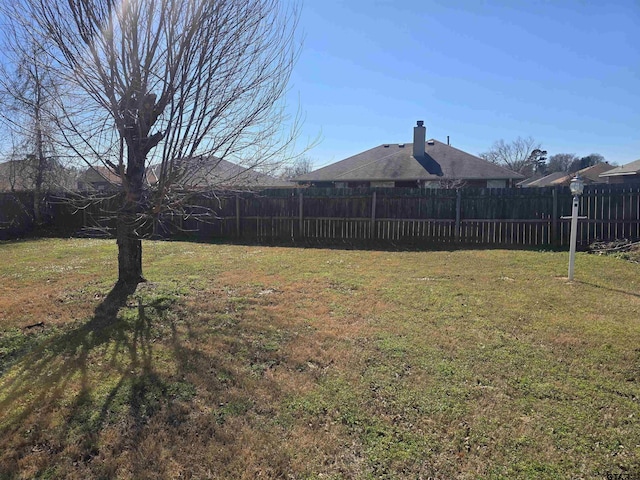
<box><xmin>603</xmin><ymin>176</ymin><xmax>624</xmax><ymax>184</ymax></box>
<box><xmin>394</xmin><ymin>180</ymin><xmax>419</xmax><ymax>188</ymax></box>
<box><xmin>371</xmin><ymin>181</ymin><xmax>395</xmax><ymax>188</ymax></box>
<box><xmin>486</xmin><ymin>179</ymin><xmax>507</xmax><ymax>189</ymax></box>
<box><xmin>304</xmin><ymin>181</ymin><xmax>334</xmax><ymax>188</ymax></box>
<box><xmin>77</xmin><ymin>180</ymin><xmax>113</xmax><ymax>191</ymax></box>
<box><xmin>602</xmin><ymin>176</ymin><xmax>637</xmax><ymax>185</ymax></box>
<box><xmin>622</xmin><ymin>175</ymin><xmax>640</xmax><ymax>184</ymax></box>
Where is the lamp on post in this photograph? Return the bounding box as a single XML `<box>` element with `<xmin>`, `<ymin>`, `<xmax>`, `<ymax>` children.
<box><xmin>568</xmin><ymin>174</ymin><xmax>585</xmax><ymax>281</ymax></box>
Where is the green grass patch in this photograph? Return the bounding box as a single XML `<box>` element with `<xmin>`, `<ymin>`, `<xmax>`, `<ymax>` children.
<box><xmin>0</xmin><ymin>239</ymin><xmax>639</xmax><ymax>479</ymax></box>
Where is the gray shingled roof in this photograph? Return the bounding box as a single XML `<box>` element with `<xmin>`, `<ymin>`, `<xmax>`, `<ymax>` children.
<box><xmin>520</xmin><ymin>171</ymin><xmax>568</xmax><ymax>187</ymax></box>
<box><xmin>1</xmin><ymin>159</ymin><xmax>76</xmax><ymax>192</ymax></box>
<box><xmin>0</xmin><ymin>160</ymin><xmax>34</xmax><ymax>191</ymax></box>
<box><xmin>78</xmin><ymin>166</ymin><xmax>122</xmax><ymax>186</ymax></box>
<box><xmin>548</xmin><ymin>163</ymin><xmax>615</xmax><ymax>185</ymax></box>
<box><xmin>297</xmin><ymin>140</ymin><xmax>524</xmax><ymax>182</ymax></box>
<box><xmin>78</xmin><ymin>158</ymin><xmax>294</xmax><ymax>191</ymax></box>
<box><xmin>599</xmin><ymin>159</ymin><xmax>640</xmax><ymax>177</ymax></box>
<box><xmin>171</xmin><ymin>156</ymin><xmax>294</xmax><ymax>188</ymax></box>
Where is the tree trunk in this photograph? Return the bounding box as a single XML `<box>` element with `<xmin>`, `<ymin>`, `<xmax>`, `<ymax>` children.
<box><xmin>117</xmin><ymin>143</ymin><xmax>147</xmax><ymax>286</ymax></box>
<box><xmin>116</xmin><ymin>216</ymin><xmax>144</xmax><ymax>285</ymax></box>
<box><xmin>33</xmin><ymin>71</ymin><xmax>45</xmax><ymax>226</ymax></box>
<box><xmin>33</xmin><ymin>190</ymin><xmax>42</xmax><ymax>225</ymax></box>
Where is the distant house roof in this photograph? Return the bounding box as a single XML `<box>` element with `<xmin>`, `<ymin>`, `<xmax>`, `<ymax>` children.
<box><xmin>516</xmin><ymin>174</ymin><xmax>543</xmax><ymax>187</ymax></box>
<box><xmin>518</xmin><ymin>163</ymin><xmax>615</xmax><ymax>188</ymax></box>
<box><xmin>168</xmin><ymin>156</ymin><xmax>294</xmax><ymax>189</ymax></box>
<box><xmin>519</xmin><ymin>171</ymin><xmax>567</xmax><ymax>188</ymax></box>
<box><xmin>0</xmin><ymin>158</ymin><xmax>75</xmax><ymax>192</ymax></box>
<box><xmin>76</xmin><ymin>166</ymin><xmax>123</xmax><ymax>191</ymax></box>
<box><xmin>599</xmin><ymin>159</ymin><xmax>640</xmax><ymax>178</ymax></box>
<box><xmin>549</xmin><ymin>163</ymin><xmax>615</xmax><ymax>186</ymax></box>
<box><xmin>0</xmin><ymin>160</ymin><xmax>33</xmax><ymax>191</ymax></box>
<box><xmin>296</xmin><ymin>140</ymin><xmax>524</xmax><ymax>183</ymax></box>
<box><xmin>79</xmin><ymin>157</ymin><xmax>293</xmax><ymax>191</ymax></box>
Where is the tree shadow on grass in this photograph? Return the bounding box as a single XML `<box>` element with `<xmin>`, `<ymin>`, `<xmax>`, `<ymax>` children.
<box><xmin>0</xmin><ymin>279</ymin><xmax>294</xmax><ymax>478</ymax></box>
<box><xmin>0</xmin><ymin>281</ymin><xmax>172</xmax><ymax>475</ymax></box>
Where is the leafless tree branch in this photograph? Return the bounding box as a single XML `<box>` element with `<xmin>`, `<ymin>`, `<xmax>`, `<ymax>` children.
<box><xmin>3</xmin><ymin>0</ymin><xmax>303</xmax><ymax>285</ymax></box>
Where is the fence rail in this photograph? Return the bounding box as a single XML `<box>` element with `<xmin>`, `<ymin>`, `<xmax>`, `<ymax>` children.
<box><xmin>2</xmin><ymin>184</ymin><xmax>640</xmax><ymax>247</ymax></box>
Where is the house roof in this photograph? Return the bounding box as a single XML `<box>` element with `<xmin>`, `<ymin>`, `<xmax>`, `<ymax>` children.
<box><xmin>158</xmin><ymin>157</ymin><xmax>294</xmax><ymax>189</ymax></box>
<box><xmin>0</xmin><ymin>158</ymin><xmax>75</xmax><ymax>192</ymax></box>
<box><xmin>548</xmin><ymin>163</ymin><xmax>615</xmax><ymax>186</ymax></box>
<box><xmin>599</xmin><ymin>159</ymin><xmax>640</xmax><ymax>177</ymax></box>
<box><xmin>296</xmin><ymin>140</ymin><xmax>524</xmax><ymax>183</ymax></box>
<box><xmin>78</xmin><ymin>158</ymin><xmax>293</xmax><ymax>190</ymax></box>
<box><xmin>517</xmin><ymin>163</ymin><xmax>615</xmax><ymax>188</ymax></box>
<box><xmin>516</xmin><ymin>174</ymin><xmax>543</xmax><ymax>187</ymax></box>
<box><xmin>0</xmin><ymin>160</ymin><xmax>33</xmax><ymax>191</ymax></box>
<box><xmin>78</xmin><ymin>166</ymin><xmax>123</xmax><ymax>186</ymax></box>
<box><xmin>520</xmin><ymin>171</ymin><xmax>567</xmax><ymax>187</ymax></box>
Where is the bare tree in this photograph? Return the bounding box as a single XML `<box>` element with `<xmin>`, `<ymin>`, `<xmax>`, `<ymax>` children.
<box><xmin>480</xmin><ymin>137</ymin><xmax>545</xmax><ymax>175</ymax></box>
<box><xmin>547</xmin><ymin>153</ymin><xmax>578</xmax><ymax>173</ymax></box>
<box><xmin>0</xmin><ymin>30</ymin><xmax>63</xmax><ymax>224</ymax></box>
<box><xmin>5</xmin><ymin>0</ymin><xmax>301</xmax><ymax>286</ymax></box>
<box><xmin>279</xmin><ymin>156</ymin><xmax>314</xmax><ymax>180</ymax></box>
<box><xmin>437</xmin><ymin>178</ymin><xmax>467</xmax><ymax>189</ymax></box>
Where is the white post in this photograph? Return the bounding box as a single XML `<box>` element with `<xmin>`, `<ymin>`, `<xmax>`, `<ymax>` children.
<box><xmin>568</xmin><ymin>194</ymin><xmax>579</xmax><ymax>281</ymax></box>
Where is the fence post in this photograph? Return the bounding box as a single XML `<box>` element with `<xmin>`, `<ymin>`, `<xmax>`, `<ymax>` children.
<box><xmin>552</xmin><ymin>187</ymin><xmax>558</xmax><ymax>246</ymax></box>
<box><xmin>235</xmin><ymin>194</ymin><xmax>241</xmax><ymax>238</ymax></box>
<box><xmin>298</xmin><ymin>191</ymin><xmax>304</xmax><ymax>239</ymax></box>
<box><xmin>455</xmin><ymin>189</ymin><xmax>462</xmax><ymax>241</ymax></box>
<box><xmin>370</xmin><ymin>191</ymin><xmax>377</xmax><ymax>239</ymax></box>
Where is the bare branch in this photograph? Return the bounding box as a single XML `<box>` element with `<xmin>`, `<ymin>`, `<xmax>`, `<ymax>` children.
<box><xmin>479</xmin><ymin>137</ymin><xmax>544</xmax><ymax>175</ymax></box>
<box><xmin>2</xmin><ymin>0</ymin><xmax>303</xmax><ymax>284</ymax></box>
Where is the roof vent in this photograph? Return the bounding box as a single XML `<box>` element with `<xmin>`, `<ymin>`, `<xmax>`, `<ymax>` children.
<box><xmin>427</xmin><ymin>140</ymin><xmax>435</xmax><ymax>145</ymax></box>
<box><xmin>383</xmin><ymin>144</ymin><xmax>389</xmax><ymax>148</ymax></box>
<box><xmin>398</xmin><ymin>143</ymin><xmax>405</xmax><ymax>148</ymax></box>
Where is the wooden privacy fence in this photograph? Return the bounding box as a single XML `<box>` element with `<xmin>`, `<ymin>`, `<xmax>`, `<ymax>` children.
<box><xmin>0</xmin><ymin>192</ymin><xmax>36</xmax><ymax>239</ymax></box>
<box><xmin>2</xmin><ymin>185</ymin><xmax>640</xmax><ymax>247</ymax></box>
<box><xmin>164</xmin><ymin>185</ymin><xmax>640</xmax><ymax>247</ymax></box>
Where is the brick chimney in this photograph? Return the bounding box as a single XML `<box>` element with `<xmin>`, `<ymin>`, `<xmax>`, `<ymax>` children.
<box><xmin>413</xmin><ymin>120</ymin><xmax>426</xmax><ymax>158</ymax></box>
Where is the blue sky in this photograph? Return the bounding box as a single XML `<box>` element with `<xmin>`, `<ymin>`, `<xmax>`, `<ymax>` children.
<box><xmin>288</xmin><ymin>0</ymin><xmax>640</xmax><ymax>168</ymax></box>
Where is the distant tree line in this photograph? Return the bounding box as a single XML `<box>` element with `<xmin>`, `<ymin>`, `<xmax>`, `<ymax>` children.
<box><xmin>480</xmin><ymin>137</ymin><xmax>608</xmax><ymax>177</ymax></box>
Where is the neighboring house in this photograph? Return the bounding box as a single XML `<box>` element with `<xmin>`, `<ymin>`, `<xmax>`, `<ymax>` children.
<box><xmin>77</xmin><ymin>166</ymin><xmax>122</xmax><ymax>191</ymax></box>
<box><xmin>517</xmin><ymin>171</ymin><xmax>567</xmax><ymax>188</ymax></box>
<box><xmin>77</xmin><ymin>157</ymin><xmax>293</xmax><ymax>191</ymax></box>
<box><xmin>161</xmin><ymin>156</ymin><xmax>294</xmax><ymax>189</ymax></box>
<box><xmin>0</xmin><ymin>160</ymin><xmax>33</xmax><ymax>191</ymax></box>
<box><xmin>598</xmin><ymin>159</ymin><xmax>640</xmax><ymax>184</ymax></box>
<box><xmin>0</xmin><ymin>158</ymin><xmax>76</xmax><ymax>192</ymax></box>
<box><xmin>548</xmin><ymin>163</ymin><xmax>615</xmax><ymax>187</ymax></box>
<box><xmin>518</xmin><ymin>163</ymin><xmax>614</xmax><ymax>188</ymax></box>
<box><xmin>295</xmin><ymin>121</ymin><xmax>524</xmax><ymax>188</ymax></box>
<box><xmin>516</xmin><ymin>174</ymin><xmax>544</xmax><ymax>188</ymax></box>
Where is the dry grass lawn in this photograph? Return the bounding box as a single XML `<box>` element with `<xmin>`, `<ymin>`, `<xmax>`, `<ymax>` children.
<box><xmin>0</xmin><ymin>238</ymin><xmax>639</xmax><ymax>479</ymax></box>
